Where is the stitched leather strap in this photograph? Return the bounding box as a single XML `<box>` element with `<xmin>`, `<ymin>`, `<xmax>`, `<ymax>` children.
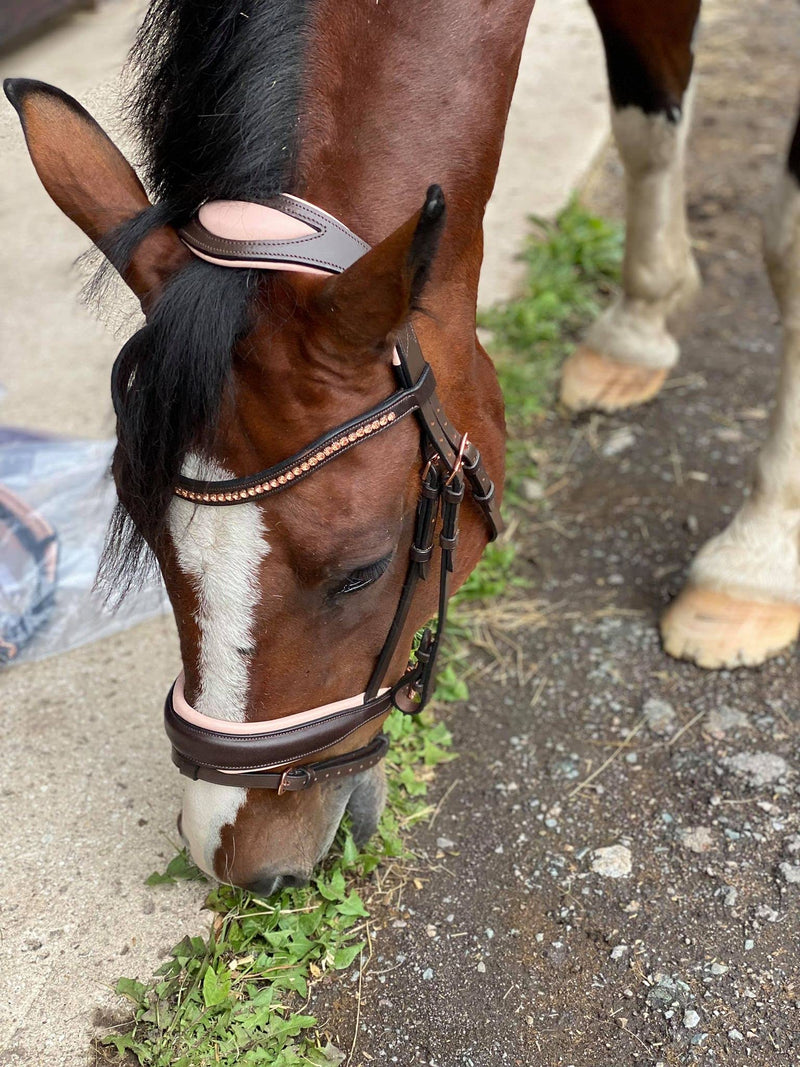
<box><xmin>179</xmin><ymin>194</ymin><xmax>370</xmax><ymax>272</ymax></box>
<box><xmin>172</xmin><ymin>731</ymin><xmax>390</xmax><ymax>792</ymax></box>
<box><xmin>175</xmin><ymin>366</ymin><xmax>436</xmax><ymax>504</ymax></box>
<box><xmin>164</xmin><ymin>681</ymin><xmax>398</xmax><ymax>772</ymax></box>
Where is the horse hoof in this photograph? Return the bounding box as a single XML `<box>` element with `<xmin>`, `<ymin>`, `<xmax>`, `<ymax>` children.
<box><xmin>660</xmin><ymin>585</ymin><xmax>800</xmax><ymax>669</ymax></box>
<box><xmin>559</xmin><ymin>346</ymin><xmax>668</xmax><ymax>413</ymax></box>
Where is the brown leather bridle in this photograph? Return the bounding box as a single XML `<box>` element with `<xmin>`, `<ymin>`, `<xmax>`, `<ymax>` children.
<box><xmin>164</xmin><ymin>193</ymin><xmax>501</xmax><ymax>793</ymax></box>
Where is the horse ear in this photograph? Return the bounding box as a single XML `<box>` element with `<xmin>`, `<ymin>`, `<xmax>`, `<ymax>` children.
<box><xmin>313</xmin><ymin>185</ymin><xmax>446</xmax><ymax>358</ymax></box>
<box><xmin>4</xmin><ymin>78</ymin><xmax>190</xmax><ymax>309</ymax></box>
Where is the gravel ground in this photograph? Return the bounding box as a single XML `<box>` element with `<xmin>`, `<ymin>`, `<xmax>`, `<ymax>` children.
<box><xmin>311</xmin><ymin>2</ymin><xmax>800</xmax><ymax>1064</ymax></box>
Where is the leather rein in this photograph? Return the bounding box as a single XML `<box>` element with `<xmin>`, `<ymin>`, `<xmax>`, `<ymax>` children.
<box><xmin>164</xmin><ymin>194</ymin><xmax>501</xmax><ymax>794</ymax></box>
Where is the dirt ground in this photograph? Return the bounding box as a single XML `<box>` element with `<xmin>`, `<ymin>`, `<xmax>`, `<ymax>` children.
<box><xmin>314</xmin><ymin>2</ymin><xmax>800</xmax><ymax>1064</ymax></box>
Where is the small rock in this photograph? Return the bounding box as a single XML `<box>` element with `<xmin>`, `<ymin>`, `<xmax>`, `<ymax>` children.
<box><xmin>520</xmin><ymin>478</ymin><xmax>544</xmax><ymax>502</ymax></box>
<box><xmin>724</xmin><ymin>752</ymin><xmax>792</xmax><ymax>788</ymax></box>
<box><xmin>421</xmin><ymin>968</ymin><xmax>434</xmax><ymax>981</ymax></box>
<box><xmin>546</xmin><ymin>942</ymin><xmax>568</xmax><ymax>967</ymax></box>
<box><xmin>590</xmin><ymin>844</ymin><xmax>632</xmax><ymax>879</ymax></box>
<box><xmin>721</xmin><ymin>885</ymin><xmax>738</xmax><ymax>907</ymax></box>
<box><xmin>755</xmin><ymin>904</ymin><xmax>779</xmax><ymax>922</ymax></box>
<box><xmin>610</xmin><ymin>945</ymin><xmax>628</xmax><ymax>961</ymax></box>
<box><xmin>708</xmin><ymin>962</ymin><xmax>729</xmax><ymax>975</ymax></box>
<box><xmin>729</xmin><ymin>1029</ymin><xmax>744</xmax><ymax>1041</ymax></box>
<box><xmin>784</xmin><ymin>834</ymin><xmax>800</xmax><ymax>855</ymax></box>
<box><xmin>706</xmin><ymin>706</ymin><xmax>750</xmax><ymax>738</ymax></box>
<box><xmin>436</xmin><ymin>836</ymin><xmax>455</xmax><ymax>850</ymax></box>
<box><xmin>684</xmin><ymin>1009</ymin><xmax>701</xmax><ymax>1029</ymax></box>
<box><xmin>476</xmin><ymin>961</ymin><xmax>486</xmax><ymax>973</ymax></box>
<box><xmin>778</xmin><ymin>862</ymin><xmax>800</xmax><ymax>884</ymax></box>
<box><xmin>643</xmin><ymin>698</ymin><xmax>677</xmax><ymax>736</ymax></box>
<box><xmin>646</xmin><ymin>973</ymin><xmax>692</xmax><ymax>1012</ymax></box>
<box><xmin>602</xmin><ymin>426</ymin><xmax>636</xmax><ymax>457</ymax></box>
<box><xmin>680</xmin><ymin>826</ymin><xmax>714</xmax><ymax>854</ymax></box>
<box><xmin>744</xmin><ymin>939</ymin><xmax>755</xmax><ymax>951</ymax></box>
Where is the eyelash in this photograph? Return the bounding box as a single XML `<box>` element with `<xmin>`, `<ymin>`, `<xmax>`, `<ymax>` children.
<box><xmin>336</xmin><ymin>555</ymin><xmax>393</xmax><ymax>596</ymax></box>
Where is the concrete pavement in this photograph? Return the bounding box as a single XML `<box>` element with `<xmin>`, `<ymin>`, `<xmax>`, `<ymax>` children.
<box><xmin>0</xmin><ymin>2</ymin><xmax>609</xmax><ymax>1062</ymax></box>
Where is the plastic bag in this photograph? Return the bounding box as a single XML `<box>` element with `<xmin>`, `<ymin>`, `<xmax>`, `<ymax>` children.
<box><xmin>0</xmin><ymin>429</ymin><xmax>168</xmax><ymax>665</ymax></box>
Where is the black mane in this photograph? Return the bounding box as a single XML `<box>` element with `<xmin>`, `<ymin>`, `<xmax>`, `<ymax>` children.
<box><xmin>98</xmin><ymin>0</ymin><xmax>313</xmax><ymax>598</ymax></box>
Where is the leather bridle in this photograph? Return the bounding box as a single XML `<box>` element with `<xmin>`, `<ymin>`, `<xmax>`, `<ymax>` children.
<box><xmin>164</xmin><ymin>194</ymin><xmax>501</xmax><ymax>793</ymax></box>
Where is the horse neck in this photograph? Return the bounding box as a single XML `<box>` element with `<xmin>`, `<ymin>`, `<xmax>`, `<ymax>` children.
<box><xmin>295</xmin><ymin>0</ymin><xmax>536</xmax><ymax>319</ymax></box>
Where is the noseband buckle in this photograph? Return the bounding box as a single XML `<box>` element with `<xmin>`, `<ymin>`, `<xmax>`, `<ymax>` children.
<box><xmin>277</xmin><ymin>765</ymin><xmax>316</xmax><ymax>795</ymax></box>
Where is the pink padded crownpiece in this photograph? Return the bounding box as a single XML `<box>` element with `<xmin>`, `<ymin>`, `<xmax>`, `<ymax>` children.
<box><xmin>199</xmin><ymin>200</ymin><xmax>316</xmax><ymax>242</ymax></box>
<box><xmin>189</xmin><ymin>199</ymin><xmax>329</xmax><ymax>274</ymax></box>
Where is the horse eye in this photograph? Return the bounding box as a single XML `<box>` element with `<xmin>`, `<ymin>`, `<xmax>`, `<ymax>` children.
<box><xmin>335</xmin><ymin>555</ymin><xmax>393</xmax><ymax>596</ymax></box>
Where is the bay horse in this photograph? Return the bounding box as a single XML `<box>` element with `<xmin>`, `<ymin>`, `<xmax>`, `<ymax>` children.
<box><xmin>562</xmin><ymin>0</ymin><xmax>800</xmax><ymax>670</ymax></box>
<box><xmin>5</xmin><ymin>0</ymin><xmax>525</xmax><ymax>892</ymax></box>
<box><xmin>7</xmin><ymin>0</ymin><xmax>797</xmax><ymax>895</ymax></box>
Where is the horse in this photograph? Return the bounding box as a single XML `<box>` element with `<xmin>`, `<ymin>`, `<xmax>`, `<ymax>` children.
<box><xmin>7</xmin><ymin>0</ymin><xmax>797</xmax><ymax>895</ymax></box>
<box><xmin>4</xmin><ymin>0</ymin><xmax>532</xmax><ymax>892</ymax></box>
<box><xmin>561</xmin><ymin>0</ymin><xmax>800</xmax><ymax>670</ymax></box>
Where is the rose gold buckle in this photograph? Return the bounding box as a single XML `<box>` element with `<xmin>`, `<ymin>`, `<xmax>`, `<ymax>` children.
<box><xmin>444</xmin><ymin>433</ymin><xmax>470</xmax><ymax>487</ymax></box>
<box><xmin>277</xmin><ymin>766</ymin><xmax>314</xmax><ymax>795</ymax></box>
<box><xmin>421</xmin><ymin>454</ymin><xmax>440</xmax><ymax>481</ymax></box>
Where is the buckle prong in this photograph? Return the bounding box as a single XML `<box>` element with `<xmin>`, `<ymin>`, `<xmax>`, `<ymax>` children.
<box><xmin>445</xmin><ymin>433</ymin><xmax>470</xmax><ymax>487</ymax></box>
<box><xmin>277</xmin><ymin>769</ymin><xmax>292</xmax><ymax>796</ymax></box>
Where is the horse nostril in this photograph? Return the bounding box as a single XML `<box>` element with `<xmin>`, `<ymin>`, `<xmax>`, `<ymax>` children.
<box><xmin>280</xmin><ymin>871</ymin><xmax>309</xmax><ymax>889</ymax></box>
<box><xmin>246</xmin><ymin>871</ymin><xmax>310</xmax><ymax>897</ymax></box>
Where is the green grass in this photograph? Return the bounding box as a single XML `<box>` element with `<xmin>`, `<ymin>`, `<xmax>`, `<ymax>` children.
<box><xmin>98</xmin><ymin>200</ymin><xmax>622</xmax><ymax>1067</ymax></box>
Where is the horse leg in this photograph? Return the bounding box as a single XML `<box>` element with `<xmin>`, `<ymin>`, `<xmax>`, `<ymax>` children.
<box><xmin>561</xmin><ymin>0</ymin><xmax>702</xmax><ymax>413</ymax></box>
<box><xmin>662</xmin><ymin>106</ymin><xmax>800</xmax><ymax>668</ymax></box>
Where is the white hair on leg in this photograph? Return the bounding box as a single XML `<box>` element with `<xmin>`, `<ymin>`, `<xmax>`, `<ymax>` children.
<box><xmin>689</xmin><ymin>170</ymin><xmax>800</xmax><ymax>606</ymax></box>
<box><xmin>585</xmin><ymin>81</ymin><xmax>700</xmax><ymax>371</ymax></box>
<box><xmin>662</xmin><ymin>168</ymin><xmax>800</xmax><ymax>668</ymax></box>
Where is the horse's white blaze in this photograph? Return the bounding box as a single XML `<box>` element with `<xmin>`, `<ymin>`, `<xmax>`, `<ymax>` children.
<box><xmin>689</xmin><ymin>171</ymin><xmax>800</xmax><ymax>604</ymax></box>
<box><xmin>180</xmin><ymin>779</ymin><xmax>249</xmax><ymax>878</ymax></box>
<box><xmin>169</xmin><ymin>455</ymin><xmax>269</xmax><ymax>720</ymax></box>
<box><xmin>168</xmin><ymin>455</ymin><xmax>270</xmax><ymax>875</ymax></box>
<box><xmin>584</xmin><ymin>82</ymin><xmax>700</xmax><ymax>370</ymax></box>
